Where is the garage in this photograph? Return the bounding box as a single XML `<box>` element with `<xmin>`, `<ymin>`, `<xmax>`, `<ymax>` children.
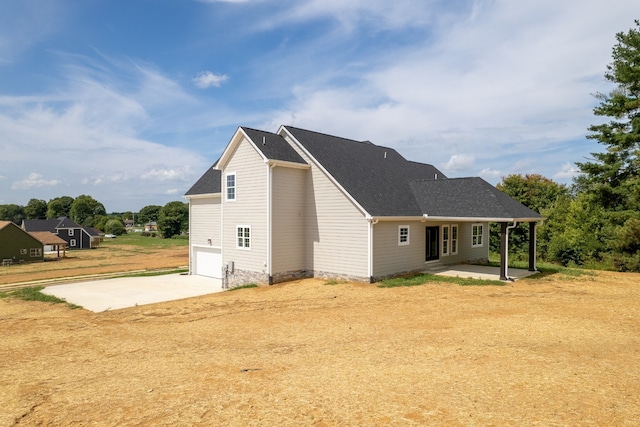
<box><xmin>193</xmin><ymin>246</ymin><xmax>222</xmax><ymax>278</ymax></box>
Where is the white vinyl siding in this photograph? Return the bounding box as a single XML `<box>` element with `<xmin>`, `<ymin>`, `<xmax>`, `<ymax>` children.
<box><xmin>284</xmin><ymin>133</ymin><xmax>369</xmax><ymax>278</ymax></box>
<box><xmin>189</xmin><ymin>197</ymin><xmax>221</xmax><ymax>247</ymax></box>
<box><xmin>221</xmin><ymin>139</ymin><xmax>268</xmax><ymax>274</ymax></box>
<box><xmin>372</xmin><ymin>221</ymin><xmax>425</xmax><ymax>277</ymax></box>
<box><xmin>272</xmin><ymin>167</ymin><xmax>306</xmax><ymax>274</ymax></box>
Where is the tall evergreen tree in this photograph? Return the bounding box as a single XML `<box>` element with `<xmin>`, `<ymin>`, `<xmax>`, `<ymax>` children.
<box><xmin>576</xmin><ymin>20</ymin><xmax>640</xmax><ymax>215</ymax></box>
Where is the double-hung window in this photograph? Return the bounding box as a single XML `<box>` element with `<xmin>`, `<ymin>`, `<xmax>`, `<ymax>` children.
<box><xmin>236</xmin><ymin>226</ymin><xmax>251</xmax><ymax>249</ymax></box>
<box><xmin>441</xmin><ymin>224</ymin><xmax>458</xmax><ymax>256</ymax></box>
<box><xmin>226</xmin><ymin>173</ymin><xmax>236</xmax><ymax>201</ymax></box>
<box><xmin>68</xmin><ymin>229</ymin><xmax>74</xmax><ymax>236</ymax></box>
<box><xmin>398</xmin><ymin>225</ymin><xmax>410</xmax><ymax>246</ymax></box>
<box><xmin>472</xmin><ymin>224</ymin><xmax>484</xmax><ymax>248</ymax></box>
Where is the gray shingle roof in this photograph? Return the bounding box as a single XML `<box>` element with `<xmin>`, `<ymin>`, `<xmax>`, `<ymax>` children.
<box><xmin>184</xmin><ymin>164</ymin><xmax>221</xmax><ymax>196</ymax></box>
<box><xmin>242</xmin><ymin>127</ymin><xmax>307</xmax><ymax>165</ymax></box>
<box><xmin>410</xmin><ymin>177</ymin><xmax>543</xmax><ymax>220</ymax></box>
<box><xmin>22</xmin><ymin>217</ymin><xmax>81</xmax><ymax>232</ymax></box>
<box><xmin>283</xmin><ymin>126</ymin><xmax>444</xmax><ymax>217</ymax></box>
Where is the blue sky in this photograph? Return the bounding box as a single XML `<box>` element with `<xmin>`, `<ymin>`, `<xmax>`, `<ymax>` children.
<box><xmin>0</xmin><ymin>0</ymin><xmax>637</xmax><ymax>212</ymax></box>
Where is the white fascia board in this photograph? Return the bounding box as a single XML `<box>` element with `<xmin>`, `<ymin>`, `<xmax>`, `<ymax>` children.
<box><xmin>366</xmin><ymin>216</ymin><xmax>425</xmax><ymax>222</ymax></box>
<box><xmin>423</xmin><ymin>215</ymin><xmax>544</xmax><ymax>223</ymax></box>
<box><xmin>278</xmin><ymin>126</ymin><xmax>371</xmax><ymax>218</ymax></box>
<box><xmin>265</xmin><ymin>159</ymin><xmax>311</xmax><ymax>169</ymax></box>
<box><xmin>183</xmin><ymin>193</ymin><xmax>221</xmax><ymax>200</ymax></box>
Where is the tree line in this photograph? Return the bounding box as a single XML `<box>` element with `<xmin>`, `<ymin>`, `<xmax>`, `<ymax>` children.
<box><xmin>494</xmin><ymin>21</ymin><xmax>640</xmax><ymax>272</ymax></box>
<box><xmin>0</xmin><ymin>196</ymin><xmax>188</xmax><ymax>239</ymax></box>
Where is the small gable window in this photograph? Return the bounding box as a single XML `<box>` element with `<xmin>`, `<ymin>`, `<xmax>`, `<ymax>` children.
<box><xmin>236</xmin><ymin>226</ymin><xmax>251</xmax><ymax>249</ymax></box>
<box><xmin>398</xmin><ymin>226</ymin><xmax>410</xmax><ymax>246</ymax></box>
<box><xmin>68</xmin><ymin>229</ymin><xmax>74</xmax><ymax>236</ymax></box>
<box><xmin>226</xmin><ymin>173</ymin><xmax>236</xmax><ymax>201</ymax></box>
<box><xmin>472</xmin><ymin>224</ymin><xmax>484</xmax><ymax>248</ymax></box>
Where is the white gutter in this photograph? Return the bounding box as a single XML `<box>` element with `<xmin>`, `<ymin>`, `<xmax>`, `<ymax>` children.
<box><xmin>367</xmin><ymin>217</ymin><xmax>379</xmax><ymax>281</ymax></box>
<box><xmin>423</xmin><ymin>215</ymin><xmax>543</xmax><ymax>223</ymax></box>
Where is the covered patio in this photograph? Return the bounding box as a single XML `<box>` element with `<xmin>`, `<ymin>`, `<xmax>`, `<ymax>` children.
<box><xmin>431</xmin><ymin>264</ymin><xmax>539</xmax><ymax>281</ymax></box>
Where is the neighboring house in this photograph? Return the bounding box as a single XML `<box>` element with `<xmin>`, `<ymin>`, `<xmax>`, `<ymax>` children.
<box><xmin>144</xmin><ymin>222</ymin><xmax>157</xmax><ymax>232</ymax></box>
<box><xmin>0</xmin><ymin>221</ymin><xmax>44</xmax><ymax>264</ymax></box>
<box><xmin>184</xmin><ymin>126</ymin><xmax>543</xmax><ymax>286</ymax></box>
<box><xmin>22</xmin><ymin>217</ymin><xmax>100</xmax><ymax>250</ymax></box>
<box><xmin>124</xmin><ymin>219</ymin><xmax>134</xmax><ymax>229</ymax></box>
<box><xmin>28</xmin><ymin>231</ymin><xmax>68</xmax><ymax>257</ymax></box>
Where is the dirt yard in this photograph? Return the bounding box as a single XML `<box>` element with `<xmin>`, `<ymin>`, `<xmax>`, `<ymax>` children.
<box><xmin>1</xmin><ymin>269</ymin><xmax>639</xmax><ymax>426</ymax></box>
<box><xmin>0</xmin><ymin>241</ymin><xmax>188</xmax><ymax>286</ymax></box>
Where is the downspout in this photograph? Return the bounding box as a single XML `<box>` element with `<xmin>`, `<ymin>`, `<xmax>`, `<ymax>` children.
<box><xmin>367</xmin><ymin>217</ymin><xmax>379</xmax><ymax>283</ymax></box>
<box><xmin>267</xmin><ymin>162</ymin><xmax>275</xmax><ymax>285</ymax></box>
<box><xmin>505</xmin><ymin>222</ymin><xmax>518</xmax><ymax>280</ymax></box>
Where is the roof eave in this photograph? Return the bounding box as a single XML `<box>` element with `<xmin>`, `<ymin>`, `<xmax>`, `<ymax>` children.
<box><xmin>183</xmin><ymin>193</ymin><xmax>221</xmax><ymax>200</ymax></box>
<box><xmin>423</xmin><ymin>215</ymin><xmax>544</xmax><ymax>222</ymax></box>
<box><xmin>265</xmin><ymin>159</ymin><xmax>311</xmax><ymax>169</ymax></box>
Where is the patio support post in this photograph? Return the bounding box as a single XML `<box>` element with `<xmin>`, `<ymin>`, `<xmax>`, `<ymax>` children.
<box><xmin>499</xmin><ymin>222</ymin><xmax>508</xmax><ymax>280</ymax></box>
<box><xmin>528</xmin><ymin>221</ymin><xmax>537</xmax><ymax>271</ymax></box>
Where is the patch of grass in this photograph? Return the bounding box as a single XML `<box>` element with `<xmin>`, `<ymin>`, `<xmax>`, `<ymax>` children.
<box><xmin>0</xmin><ymin>286</ymin><xmax>82</xmax><ymax>309</ymax></box>
<box><xmin>121</xmin><ymin>268</ymin><xmax>189</xmax><ymax>278</ymax></box>
<box><xmin>324</xmin><ymin>279</ymin><xmax>346</xmax><ymax>286</ymax></box>
<box><xmin>484</xmin><ymin>255</ymin><xmax>596</xmax><ymax>280</ymax></box>
<box><xmin>377</xmin><ymin>273</ymin><xmax>505</xmax><ymax>288</ymax></box>
<box><xmin>102</xmin><ymin>233</ymin><xmax>188</xmax><ymax>249</ymax></box>
<box><xmin>228</xmin><ymin>283</ymin><xmax>258</xmax><ymax>291</ymax></box>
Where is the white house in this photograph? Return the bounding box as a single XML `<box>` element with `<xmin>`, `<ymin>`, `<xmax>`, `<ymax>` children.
<box><xmin>184</xmin><ymin>126</ymin><xmax>543</xmax><ymax>287</ymax></box>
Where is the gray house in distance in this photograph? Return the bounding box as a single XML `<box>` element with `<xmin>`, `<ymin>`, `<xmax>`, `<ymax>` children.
<box><xmin>185</xmin><ymin>126</ymin><xmax>543</xmax><ymax>286</ymax></box>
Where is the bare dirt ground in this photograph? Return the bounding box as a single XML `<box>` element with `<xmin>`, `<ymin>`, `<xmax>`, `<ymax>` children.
<box><xmin>1</xmin><ymin>268</ymin><xmax>640</xmax><ymax>426</ymax></box>
<box><xmin>0</xmin><ymin>244</ymin><xmax>188</xmax><ymax>286</ymax></box>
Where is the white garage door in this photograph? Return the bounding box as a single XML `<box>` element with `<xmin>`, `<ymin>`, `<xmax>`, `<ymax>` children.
<box><xmin>194</xmin><ymin>246</ymin><xmax>222</xmax><ymax>278</ymax></box>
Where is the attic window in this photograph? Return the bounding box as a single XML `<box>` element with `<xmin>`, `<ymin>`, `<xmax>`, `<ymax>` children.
<box><xmin>226</xmin><ymin>173</ymin><xmax>236</xmax><ymax>201</ymax></box>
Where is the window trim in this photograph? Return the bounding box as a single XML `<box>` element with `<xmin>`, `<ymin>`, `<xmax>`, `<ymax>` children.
<box><xmin>398</xmin><ymin>225</ymin><xmax>410</xmax><ymax>246</ymax></box>
<box><xmin>225</xmin><ymin>172</ymin><xmax>236</xmax><ymax>201</ymax></box>
<box><xmin>236</xmin><ymin>225</ymin><xmax>251</xmax><ymax>250</ymax></box>
<box><xmin>471</xmin><ymin>223</ymin><xmax>484</xmax><ymax>248</ymax></box>
<box><xmin>442</xmin><ymin>225</ymin><xmax>450</xmax><ymax>256</ymax></box>
<box><xmin>451</xmin><ymin>224</ymin><xmax>459</xmax><ymax>255</ymax></box>
<box><xmin>68</xmin><ymin>228</ymin><xmax>74</xmax><ymax>236</ymax></box>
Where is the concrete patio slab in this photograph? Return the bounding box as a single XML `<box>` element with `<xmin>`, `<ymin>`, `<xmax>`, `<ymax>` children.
<box><xmin>433</xmin><ymin>264</ymin><xmax>538</xmax><ymax>281</ymax></box>
<box><xmin>43</xmin><ymin>274</ymin><xmax>223</xmax><ymax>312</ymax></box>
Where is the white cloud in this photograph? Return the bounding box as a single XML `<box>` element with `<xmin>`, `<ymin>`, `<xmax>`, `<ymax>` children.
<box><xmin>141</xmin><ymin>166</ymin><xmax>194</xmax><ymax>182</ymax></box>
<box><xmin>12</xmin><ymin>173</ymin><xmax>61</xmax><ymax>190</ymax></box>
<box><xmin>553</xmin><ymin>162</ymin><xmax>580</xmax><ymax>181</ymax></box>
<box><xmin>193</xmin><ymin>71</ymin><xmax>229</xmax><ymax>89</ymax></box>
<box><xmin>479</xmin><ymin>168</ymin><xmax>502</xmax><ymax>181</ymax></box>
<box><xmin>443</xmin><ymin>154</ymin><xmax>474</xmax><ymax>172</ymax></box>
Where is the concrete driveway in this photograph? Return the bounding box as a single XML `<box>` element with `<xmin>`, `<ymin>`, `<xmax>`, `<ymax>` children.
<box><xmin>43</xmin><ymin>274</ymin><xmax>223</xmax><ymax>312</ymax></box>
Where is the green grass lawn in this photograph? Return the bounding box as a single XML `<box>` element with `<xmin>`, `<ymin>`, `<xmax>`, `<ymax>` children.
<box><xmin>102</xmin><ymin>233</ymin><xmax>189</xmax><ymax>249</ymax></box>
